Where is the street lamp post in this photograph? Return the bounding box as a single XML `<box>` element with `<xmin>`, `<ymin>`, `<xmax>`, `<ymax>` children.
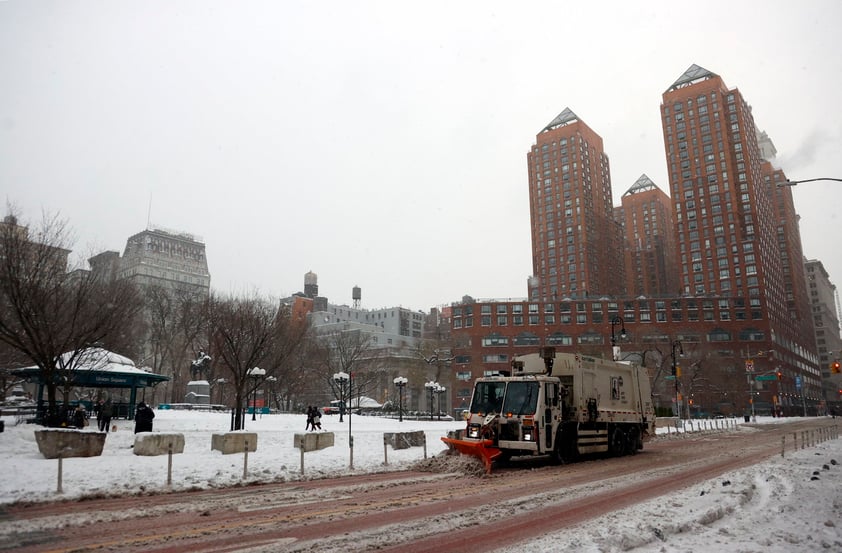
<box><xmin>610</xmin><ymin>316</ymin><xmax>627</xmax><ymax>361</ymax></box>
<box><xmin>393</xmin><ymin>376</ymin><xmax>407</xmax><ymax>422</ymax></box>
<box><xmin>671</xmin><ymin>340</ymin><xmax>683</xmax><ymax>419</ymax></box>
<box><xmin>264</xmin><ymin>376</ymin><xmax>277</xmax><ymax>413</ymax></box>
<box><xmin>778</xmin><ymin>177</ymin><xmax>842</xmax><ymax>187</ymax></box>
<box><xmin>425</xmin><ymin>381</ymin><xmax>439</xmax><ymax>421</ymax></box>
<box><xmin>248</xmin><ymin>367</ymin><xmax>265</xmax><ymax>421</ymax></box>
<box><xmin>433</xmin><ymin>384</ymin><xmax>446</xmax><ymax>420</ymax></box>
<box><xmin>215</xmin><ymin>378</ymin><xmax>226</xmax><ymax>406</ymax></box>
<box><xmin>333</xmin><ymin>371</ymin><xmax>353</xmax><ymax>469</ymax></box>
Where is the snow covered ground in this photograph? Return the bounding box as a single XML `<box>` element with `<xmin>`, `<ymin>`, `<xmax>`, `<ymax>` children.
<box><xmin>1</xmin><ymin>410</ymin><xmax>840</xmax><ymax>552</ymax></box>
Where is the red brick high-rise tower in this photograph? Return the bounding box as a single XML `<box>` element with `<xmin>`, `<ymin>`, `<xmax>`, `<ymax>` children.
<box><xmin>527</xmin><ymin>108</ymin><xmax>625</xmax><ymax>302</ymax></box>
<box><xmin>615</xmin><ymin>174</ymin><xmax>679</xmax><ymax>298</ymax></box>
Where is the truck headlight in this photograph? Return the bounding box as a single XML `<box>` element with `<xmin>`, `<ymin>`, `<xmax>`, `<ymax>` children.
<box><xmin>467</xmin><ymin>424</ymin><xmax>481</xmax><ymax>438</ymax></box>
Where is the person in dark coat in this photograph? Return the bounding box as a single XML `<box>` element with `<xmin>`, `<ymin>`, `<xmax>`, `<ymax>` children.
<box><xmin>134</xmin><ymin>402</ymin><xmax>155</xmax><ymax>433</ymax></box>
<box><xmin>312</xmin><ymin>407</ymin><xmax>322</xmax><ymax>431</ymax></box>
<box><xmin>97</xmin><ymin>399</ymin><xmax>113</xmax><ymax>432</ymax></box>
<box><xmin>305</xmin><ymin>406</ymin><xmax>314</xmax><ymax>431</ymax></box>
<box><xmin>72</xmin><ymin>404</ymin><xmax>88</xmax><ymax>429</ymax></box>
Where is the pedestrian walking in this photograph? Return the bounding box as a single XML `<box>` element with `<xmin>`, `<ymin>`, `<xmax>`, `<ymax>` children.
<box><xmin>305</xmin><ymin>406</ymin><xmax>315</xmax><ymax>431</ymax></box>
<box><xmin>134</xmin><ymin>402</ymin><xmax>155</xmax><ymax>433</ymax></box>
<box><xmin>72</xmin><ymin>404</ymin><xmax>88</xmax><ymax>429</ymax></box>
<box><xmin>97</xmin><ymin>399</ymin><xmax>113</xmax><ymax>432</ymax></box>
<box><xmin>313</xmin><ymin>407</ymin><xmax>322</xmax><ymax>431</ymax></box>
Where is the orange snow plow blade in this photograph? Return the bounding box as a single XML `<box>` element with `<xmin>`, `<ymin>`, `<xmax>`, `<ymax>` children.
<box><xmin>441</xmin><ymin>437</ymin><xmax>502</xmax><ymax>474</ymax></box>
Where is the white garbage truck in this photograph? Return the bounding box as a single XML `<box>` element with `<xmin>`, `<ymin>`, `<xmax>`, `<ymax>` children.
<box><xmin>443</xmin><ymin>347</ymin><xmax>655</xmax><ymax>473</ymax></box>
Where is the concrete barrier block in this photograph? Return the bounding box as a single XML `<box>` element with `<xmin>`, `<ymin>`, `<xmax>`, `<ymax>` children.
<box><xmin>35</xmin><ymin>429</ymin><xmax>106</xmax><ymax>459</ymax></box>
<box><xmin>294</xmin><ymin>432</ymin><xmax>334</xmax><ymax>452</ymax></box>
<box><xmin>211</xmin><ymin>432</ymin><xmax>257</xmax><ymax>454</ymax></box>
<box><xmin>133</xmin><ymin>433</ymin><xmax>185</xmax><ymax>456</ymax></box>
<box><xmin>383</xmin><ymin>430</ymin><xmax>426</xmax><ymax>450</ymax></box>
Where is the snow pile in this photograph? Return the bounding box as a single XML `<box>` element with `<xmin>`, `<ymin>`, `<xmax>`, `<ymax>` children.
<box><xmin>507</xmin><ymin>433</ymin><xmax>842</xmax><ymax>552</ymax></box>
<box><xmin>411</xmin><ymin>450</ymin><xmax>487</xmax><ymax>477</ymax></box>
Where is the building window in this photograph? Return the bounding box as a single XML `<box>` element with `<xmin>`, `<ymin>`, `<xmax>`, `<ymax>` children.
<box><xmin>514</xmin><ymin>332</ymin><xmax>540</xmax><ymax>346</ymax></box>
<box><xmin>578</xmin><ymin>333</ymin><xmax>603</xmax><ymax>345</ymax></box>
<box><xmin>482</xmin><ymin>334</ymin><xmax>509</xmax><ymax>347</ymax></box>
<box><xmin>708</xmin><ymin>329</ymin><xmax>732</xmax><ymax>342</ymax></box>
<box><xmin>546</xmin><ymin>332</ymin><xmax>572</xmax><ymax>346</ymax></box>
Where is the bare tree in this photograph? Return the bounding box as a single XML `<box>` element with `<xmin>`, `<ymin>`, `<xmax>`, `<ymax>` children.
<box><xmin>0</xmin><ymin>210</ymin><xmax>143</xmax><ymax>426</ymax></box>
<box><xmin>312</xmin><ymin>328</ymin><xmax>385</xmax><ymax>421</ymax></box>
<box><xmin>143</xmin><ymin>284</ymin><xmax>207</xmax><ymax>403</ymax></box>
<box><xmin>207</xmin><ymin>292</ymin><xmax>309</xmax><ymax>430</ymax></box>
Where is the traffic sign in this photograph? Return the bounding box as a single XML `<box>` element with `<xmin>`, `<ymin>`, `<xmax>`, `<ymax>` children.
<box><xmin>755</xmin><ymin>375</ymin><xmax>777</xmax><ymax>381</ymax></box>
<box><xmin>745</xmin><ymin>360</ymin><xmax>755</xmax><ymax>372</ymax></box>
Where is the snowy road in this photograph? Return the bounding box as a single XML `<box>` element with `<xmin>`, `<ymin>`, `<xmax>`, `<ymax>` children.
<box><xmin>1</xmin><ymin>419</ymin><xmax>833</xmax><ymax>553</ymax></box>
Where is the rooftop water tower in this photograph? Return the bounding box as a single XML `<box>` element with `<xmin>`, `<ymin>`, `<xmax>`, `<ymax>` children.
<box><xmin>304</xmin><ymin>271</ymin><xmax>318</xmax><ymax>299</ymax></box>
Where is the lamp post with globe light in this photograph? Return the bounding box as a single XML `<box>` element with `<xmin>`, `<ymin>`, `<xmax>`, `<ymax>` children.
<box><xmin>333</xmin><ymin>371</ymin><xmax>353</xmax><ymax>469</ymax></box>
<box><xmin>433</xmin><ymin>384</ymin><xmax>446</xmax><ymax>420</ymax></box>
<box><xmin>215</xmin><ymin>378</ymin><xmax>226</xmax><ymax>406</ymax></box>
<box><xmin>248</xmin><ymin>367</ymin><xmax>265</xmax><ymax>421</ymax></box>
<box><xmin>264</xmin><ymin>375</ymin><xmax>277</xmax><ymax>413</ymax></box>
<box><xmin>425</xmin><ymin>381</ymin><xmax>440</xmax><ymax>421</ymax></box>
<box><xmin>393</xmin><ymin>376</ymin><xmax>407</xmax><ymax>422</ymax></box>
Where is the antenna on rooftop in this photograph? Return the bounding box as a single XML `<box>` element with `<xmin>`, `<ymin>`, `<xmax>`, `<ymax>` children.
<box><xmin>146</xmin><ymin>193</ymin><xmax>152</xmax><ymax>230</ymax></box>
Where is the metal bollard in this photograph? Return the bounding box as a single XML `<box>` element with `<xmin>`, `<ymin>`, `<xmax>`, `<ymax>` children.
<box><xmin>167</xmin><ymin>443</ymin><xmax>173</xmax><ymax>487</ymax></box>
<box><xmin>57</xmin><ymin>455</ymin><xmax>63</xmax><ymax>494</ymax></box>
<box><xmin>243</xmin><ymin>440</ymin><xmax>249</xmax><ymax>479</ymax></box>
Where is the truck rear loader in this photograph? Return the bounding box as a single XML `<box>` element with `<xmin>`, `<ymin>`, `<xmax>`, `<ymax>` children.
<box><xmin>442</xmin><ymin>347</ymin><xmax>655</xmax><ymax>473</ymax></box>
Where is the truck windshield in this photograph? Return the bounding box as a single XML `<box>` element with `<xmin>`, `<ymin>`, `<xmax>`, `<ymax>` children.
<box><xmin>501</xmin><ymin>381</ymin><xmax>539</xmax><ymax>415</ymax></box>
<box><xmin>470</xmin><ymin>381</ymin><xmax>506</xmax><ymax>414</ymax></box>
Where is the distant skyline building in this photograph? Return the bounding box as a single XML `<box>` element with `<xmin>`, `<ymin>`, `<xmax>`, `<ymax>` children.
<box><xmin>615</xmin><ymin>174</ymin><xmax>679</xmax><ymax>297</ymax></box>
<box><xmin>89</xmin><ymin>226</ymin><xmax>210</xmax><ymax>295</ymax></box>
<box><xmin>527</xmin><ymin>108</ymin><xmax>625</xmax><ymax>302</ymax></box>
<box><xmin>805</xmin><ymin>259</ymin><xmax>842</xmax><ymax>403</ymax></box>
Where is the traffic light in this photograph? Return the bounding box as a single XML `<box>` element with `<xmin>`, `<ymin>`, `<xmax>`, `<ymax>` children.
<box><xmin>776</xmin><ymin>371</ymin><xmax>782</xmax><ymax>381</ymax></box>
<box><xmin>832</xmin><ymin>361</ymin><xmax>841</xmax><ymax>374</ymax></box>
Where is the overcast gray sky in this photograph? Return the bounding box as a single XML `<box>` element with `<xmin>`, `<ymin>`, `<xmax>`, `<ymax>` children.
<box><xmin>2</xmin><ymin>1</ymin><xmax>841</xmax><ymax>311</ymax></box>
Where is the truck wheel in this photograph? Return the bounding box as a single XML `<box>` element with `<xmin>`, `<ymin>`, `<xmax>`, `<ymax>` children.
<box><xmin>609</xmin><ymin>427</ymin><xmax>627</xmax><ymax>457</ymax></box>
<box><xmin>551</xmin><ymin>430</ymin><xmax>576</xmax><ymax>464</ymax></box>
<box><xmin>626</xmin><ymin>427</ymin><xmax>640</xmax><ymax>455</ymax></box>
